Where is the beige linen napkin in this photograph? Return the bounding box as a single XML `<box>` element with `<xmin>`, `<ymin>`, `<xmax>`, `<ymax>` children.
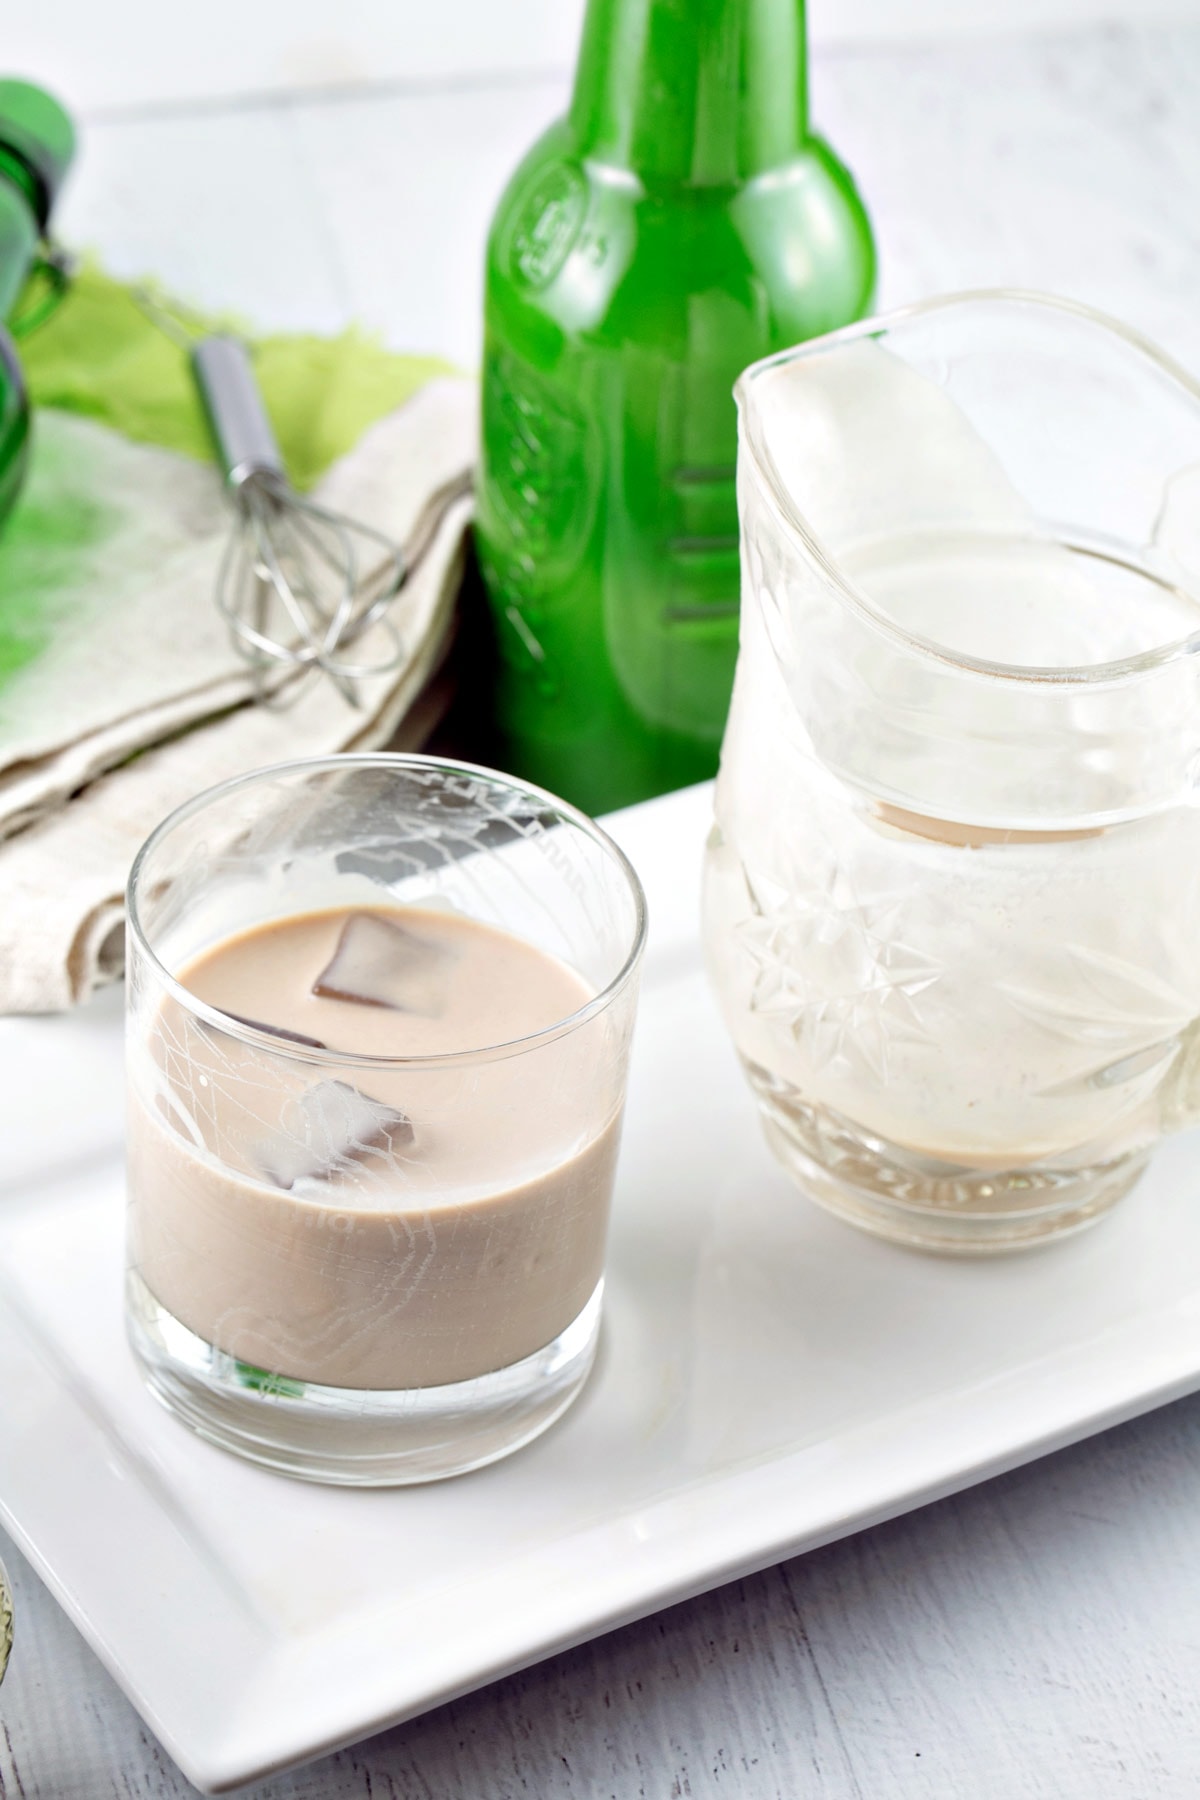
<box><xmin>0</xmin><ymin>376</ymin><xmax>477</xmax><ymax>1013</ymax></box>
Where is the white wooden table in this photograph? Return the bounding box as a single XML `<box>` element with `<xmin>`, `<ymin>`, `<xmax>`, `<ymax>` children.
<box><xmin>5</xmin><ymin>8</ymin><xmax>1200</xmax><ymax>1794</ymax></box>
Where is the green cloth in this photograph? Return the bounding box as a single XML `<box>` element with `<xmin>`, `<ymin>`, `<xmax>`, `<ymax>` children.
<box><xmin>20</xmin><ymin>264</ymin><xmax>455</xmax><ymax>491</ymax></box>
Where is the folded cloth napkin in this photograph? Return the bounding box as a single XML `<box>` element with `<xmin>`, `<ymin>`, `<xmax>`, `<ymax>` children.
<box><xmin>0</xmin><ymin>277</ymin><xmax>477</xmax><ymax>1013</ymax></box>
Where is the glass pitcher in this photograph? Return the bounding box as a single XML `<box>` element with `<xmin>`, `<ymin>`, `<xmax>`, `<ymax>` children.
<box><xmin>703</xmin><ymin>291</ymin><xmax>1200</xmax><ymax>1253</ymax></box>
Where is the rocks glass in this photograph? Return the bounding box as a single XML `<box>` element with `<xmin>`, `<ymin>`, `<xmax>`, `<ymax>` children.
<box><xmin>705</xmin><ymin>292</ymin><xmax>1200</xmax><ymax>1252</ymax></box>
<box><xmin>126</xmin><ymin>756</ymin><xmax>645</xmax><ymax>1483</ymax></box>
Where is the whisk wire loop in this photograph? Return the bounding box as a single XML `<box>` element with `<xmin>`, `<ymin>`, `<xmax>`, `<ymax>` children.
<box><xmin>185</xmin><ymin>332</ymin><xmax>412</xmax><ymax>706</ymax></box>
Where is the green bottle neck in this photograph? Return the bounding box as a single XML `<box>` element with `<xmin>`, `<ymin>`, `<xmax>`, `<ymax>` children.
<box><xmin>0</xmin><ymin>151</ymin><xmax>38</xmax><ymax>322</ymax></box>
<box><xmin>569</xmin><ymin>0</ymin><xmax>808</xmax><ymax>186</ymax></box>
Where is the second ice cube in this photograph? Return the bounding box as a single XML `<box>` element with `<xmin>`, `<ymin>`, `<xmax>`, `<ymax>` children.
<box><xmin>313</xmin><ymin>911</ymin><xmax>453</xmax><ymax>1015</ymax></box>
<box><xmin>253</xmin><ymin>1080</ymin><xmax>415</xmax><ymax>1190</ymax></box>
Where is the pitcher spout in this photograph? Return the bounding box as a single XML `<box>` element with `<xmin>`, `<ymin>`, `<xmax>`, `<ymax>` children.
<box><xmin>730</xmin><ymin>289</ymin><xmax>1200</xmax><ymax>833</ymax></box>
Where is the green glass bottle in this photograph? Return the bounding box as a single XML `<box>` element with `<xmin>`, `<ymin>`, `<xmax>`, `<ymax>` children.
<box><xmin>0</xmin><ymin>79</ymin><xmax>75</xmax><ymax>530</ymax></box>
<box><xmin>476</xmin><ymin>0</ymin><xmax>874</xmax><ymax>814</ymax></box>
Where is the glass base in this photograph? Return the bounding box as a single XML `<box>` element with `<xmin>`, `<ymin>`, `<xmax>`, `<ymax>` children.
<box><xmin>126</xmin><ymin>1270</ymin><xmax>603</xmax><ymax>1485</ymax></box>
<box><xmin>745</xmin><ymin>1060</ymin><xmax>1148</xmax><ymax>1255</ymax></box>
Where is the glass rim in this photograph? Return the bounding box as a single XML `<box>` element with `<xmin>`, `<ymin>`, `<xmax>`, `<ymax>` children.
<box><xmin>126</xmin><ymin>753</ymin><xmax>649</xmax><ymax>1070</ymax></box>
<box><xmin>736</xmin><ymin>286</ymin><xmax>1200</xmax><ymax>689</ymax></box>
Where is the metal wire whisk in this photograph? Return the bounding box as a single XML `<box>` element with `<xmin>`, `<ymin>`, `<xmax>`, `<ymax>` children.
<box><xmin>191</xmin><ymin>334</ymin><xmax>406</xmax><ymax>706</ymax></box>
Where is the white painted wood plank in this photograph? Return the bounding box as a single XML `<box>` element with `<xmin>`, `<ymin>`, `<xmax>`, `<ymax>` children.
<box><xmin>818</xmin><ymin>24</ymin><xmax>1200</xmax><ymax>372</ymax></box>
<box><xmin>54</xmin><ymin>110</ymin><xmax>349</xmax><ymax>335</ymax></box>
<box><xmin>290</xmin><ymin>78</ymin><xmax>567</xmax><ymax>366</ymax></box>
<box><xmin>810</xmin><ymin>0</ymin><xmax>1200</xmax><ymax>49</ymax></box>
<box><xmin>8</xmin><ymin>0</ymin><xmax>1200</xmax><ymax>115</ymax></box>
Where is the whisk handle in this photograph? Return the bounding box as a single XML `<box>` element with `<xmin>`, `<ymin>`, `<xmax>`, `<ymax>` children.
<box><xmin>191</xmin><ymin>334</ymin><xmax>285</xmax><ymax>489</ymax></box>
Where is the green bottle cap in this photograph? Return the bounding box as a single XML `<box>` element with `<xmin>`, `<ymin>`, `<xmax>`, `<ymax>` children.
<box><xmin>0</xmin><ymin>79</ymin><xmax>75</xmax><ymax>229</ymax></box>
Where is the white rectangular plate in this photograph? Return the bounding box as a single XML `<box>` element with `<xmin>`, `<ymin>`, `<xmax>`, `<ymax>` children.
<box><xmin>3</xmin><ymin>781</ymin><xmax>1200</xmax><ymax>1794</ymax></box>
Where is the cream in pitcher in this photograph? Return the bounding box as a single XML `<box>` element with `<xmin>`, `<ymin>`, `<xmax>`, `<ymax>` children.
<box><xmin>703</xmin><ymin>293</ymin><xmax>1200</xmax><ymax>1252</ymax></box>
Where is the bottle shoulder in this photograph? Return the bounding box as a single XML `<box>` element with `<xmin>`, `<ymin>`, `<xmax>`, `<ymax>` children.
<box><xmin>486</xmin><ymin>128</ymin><xmax>875</xmax><ymax>353</ymax></box>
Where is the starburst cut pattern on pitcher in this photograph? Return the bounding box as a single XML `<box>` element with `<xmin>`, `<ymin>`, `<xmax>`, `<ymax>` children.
<box><xmin>736</xmin><ymin>866</ymin><xmax>942</xmax><ymax>1083</ymax></box>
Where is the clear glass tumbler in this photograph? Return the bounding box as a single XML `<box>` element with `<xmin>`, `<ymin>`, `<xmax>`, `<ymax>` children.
<box><xmin>704</xmin><ymin>291</ymin><xmax>1200</xmax><ymax>1253</ymax></box>
<box><xmin>126</xmin><ymin>756</ymin><xmax>645</xmax><ymax>1483</ymax></box>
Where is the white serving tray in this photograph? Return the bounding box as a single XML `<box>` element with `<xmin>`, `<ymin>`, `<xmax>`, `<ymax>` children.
<box><xmin>4</xmin><ymin>780</ymin><xmax>1200</xmax><ymax>1794</ymax></box>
